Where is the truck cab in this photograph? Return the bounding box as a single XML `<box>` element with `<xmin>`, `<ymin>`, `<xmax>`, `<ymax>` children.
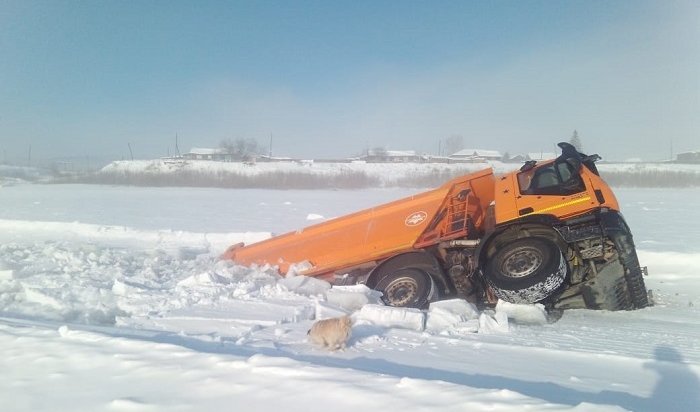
<box><xmin>495</xmin><ymin>143</ymin><xmax>619</xmax><ymax>225</ymax></box>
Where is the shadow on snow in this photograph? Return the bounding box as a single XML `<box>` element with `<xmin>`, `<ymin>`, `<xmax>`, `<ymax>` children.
<box><xmin>3</xmin><ymin>316</ymin><xmax>698</xmax><ymax>411</ymax></box>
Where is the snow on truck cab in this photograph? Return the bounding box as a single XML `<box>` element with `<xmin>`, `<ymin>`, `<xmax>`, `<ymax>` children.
<box><xmin>223</xmin><ymin>142</ymin><xmax>650</xmax><ymax>311</ymax></box>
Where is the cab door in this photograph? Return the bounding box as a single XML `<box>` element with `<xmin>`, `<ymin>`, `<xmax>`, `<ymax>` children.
<box><xmin>514</xmin><ymin>161</ymin><xmax>598</xmax><ymax>221</ymax></box>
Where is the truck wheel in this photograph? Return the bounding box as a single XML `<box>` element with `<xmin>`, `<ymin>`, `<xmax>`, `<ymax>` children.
<box><xmin>611</xmin><ymin>232</ymin><xmax>650</xmax><ymax>309</ymax></box>
<box><xmin>484</xmin><ymin>237</ymin><xmax>567</xmax><ymax>304</ymax></box>
<box><xmin>374</xmin><ymin>268</ymin><xmax>435</xmax><ymax>309</ymax></box>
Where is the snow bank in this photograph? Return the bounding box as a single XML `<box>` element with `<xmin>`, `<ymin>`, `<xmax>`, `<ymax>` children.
<box><xmin>0</xmin><ymin>218</ymin><xmax>270</xmax><ymax>256</ymax></box>
<box><xmin>0</xmin><ymin>233</ymin><xmax>519</xmax><ymax>334</ymax></box>
<box><xmin>93</xmin><ymin>159</ymin><xmax>700</xmax><ymax>190</ymax></box>
<box><xmin>98</xmin><ymin>158</ymin><xmax>515</xmax><ymax>187</ymax></box>
<box><xmin>100</xmin><ymin>158</ymin><xmax>700</xmax><ymax>181</ymax></box>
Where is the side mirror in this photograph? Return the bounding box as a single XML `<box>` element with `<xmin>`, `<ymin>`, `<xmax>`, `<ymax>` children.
<box><xmin>520</xmin><ymin>160</ymin><xmax>537</xmax><ymax>172</ymax></box>
<box><xmin>583</xmin><ymin>154</ymin><xmax>601</xmax><ymax>163</ymax></box>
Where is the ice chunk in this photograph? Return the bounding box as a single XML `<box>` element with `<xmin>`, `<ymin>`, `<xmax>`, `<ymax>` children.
<box><xmin>177</xmin><ymin>271</ymin><xmax>225</xmax><ymax>287</ymax></box>
<box><xmin>495</xmin><ymin>300</ymin><xmax>548</xmax><ymax>325</ymax></box>
<box><xmin>357</xmin><ymin>304</ymin><xmax>425</xmax><ymax>331</ymax></box>
<box><xmin>325</xmin><ymin>284</ymin><xmax>383</xmax><ymax>312</ymax></box>
<box><xmin>111</xmin><ymin>279</ymin><xmax>135</xmax><ymax>296</ymax></box>
<box><xmin>23</xmin><ymin>286</ymin><xmax>64</xmax><ymax>310</ymax></box>
<box><xmin>58</xmin><ymin>325</ymin><xmax>70</xmax><ymax>337</ymax></box>
<box><xmin>278</xmin><ymin>275</ymin><xmax>331</xmax><ymax>296</ymax></box>
<box><xmin>0</xmin><ymin>269</ymin><xmax>13</xmax><ymax>280</ymax></box>
<box><xmin>426</xmin><ymin>299</ymin><xmax>480</xmax><ymax>333</ymax></box>
<box><xmin>306</xmin><ymin>213</ymin><xmax>324</xmax><ymax>221</ymax></box>
<box><xmin>478</xmin><ymin>311</ymin><xmax>509</xmax><ymax>334</ymax></box>
<box><xmin>428</xmin><ymin>298</ymin><xmax>479</xmax><ymax>319</ymax></box>
<box><xmin>286</xmin><ymin>260</ymin><xmax>314</xmax><ymax>277</ymax></box>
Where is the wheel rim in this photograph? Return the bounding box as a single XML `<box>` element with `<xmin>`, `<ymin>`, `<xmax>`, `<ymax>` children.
<box><xmin>384</xmin><ymin>276</ymin><xmax>418</xmax><ymax>306</ymax></box>
<box><xmin>499</xmin><ymin>246</ymin><xmax>544</xmax><ymax>278</ymax></box>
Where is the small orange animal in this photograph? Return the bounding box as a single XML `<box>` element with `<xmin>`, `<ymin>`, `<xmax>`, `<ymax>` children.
<box><xmin>307</xmin><ymin>315</ymin><xmax>353</xmax><ymax>350</ymax></box>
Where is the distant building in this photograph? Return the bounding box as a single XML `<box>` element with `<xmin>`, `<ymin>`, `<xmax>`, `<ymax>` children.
<box><xmin>449</xmin><ymin>149</ymin><xmax>502</xmax><ymax>162</ymax></box>
<box><xmin>183</xmin><ymin>148</ymin><xmax>232</xmax><ymax>162</ymax></box>
<box><xmin>424</xmin><ymin>155</ymin><xmax>451</xmax><ymax>164</ymax></box>
<box><xmin>361</xmin><ymin>149</ymin><xmax>426</xmax><ymax>163</ymax></box>
<box><xmin>505</xmin><ymin>153</ymin><xmax>527</xmax><ymax>163</ymax></box>
<box><xmin>676</xmin><ymin>151</ymin><xmax>700</xmax><ymax>164</ymax></box>
<box><xmin>257</xmin><ymin>155</ymin><xmax>296</xmax><ymax>163</ymax></box>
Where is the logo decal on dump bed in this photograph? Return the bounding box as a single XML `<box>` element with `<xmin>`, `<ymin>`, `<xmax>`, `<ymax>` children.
<box><xmin>405</xmin><ymin>211</ymin><xmax>428</xmax><ymax>226</ymax></box>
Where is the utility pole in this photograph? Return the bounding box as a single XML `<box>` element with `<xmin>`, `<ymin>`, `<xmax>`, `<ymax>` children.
<box><xmin>269</xmin><ymin>133</ymin><xmax>273</xmax><ymax>158</ymax></box>
<box><xmin>175</xmin><ymin>133</ymin><xmax>181</xmax><ymax>157</ymax></box>
<box><xmin>128</xmin><ymin>142</ymin><xmax>134</xmax><ymax>161</ymax></box>
<box><xmin>670</xmin><ymin>139</ymin><xmax>674</xmax><ymax>161</ymax></box>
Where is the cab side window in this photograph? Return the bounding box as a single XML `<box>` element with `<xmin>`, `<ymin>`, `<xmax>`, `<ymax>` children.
<box><xmin>533</xmin><ymin>167</ymin><xmax>559</xmax><ymax>189</ymax></box>
<box><xmin>518</xmin><ymin>162</ymin><xmax>585</xmax><ymax>195</ymax></box>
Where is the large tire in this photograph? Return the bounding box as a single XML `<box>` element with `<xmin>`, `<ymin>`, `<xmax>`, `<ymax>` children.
<box><xmin>611</xmin><ymin>232</ymin><xmax>650</xmax><ymax>309</ymax></box>
<box><xmin>484</xmin><ymin>237</ymin><xmax>567</xmax><ymax>304</ymax></box>
<box><xmin>374</xmin><ymin>267</ymin><xmax>436</xmax><ymax>309</ymax></box>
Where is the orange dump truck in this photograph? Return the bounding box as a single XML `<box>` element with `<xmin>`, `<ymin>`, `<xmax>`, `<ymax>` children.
<box><xmin>223</xmin><ymin>143</ymin><xmax>650</xmax><ymax>311</ymax></box>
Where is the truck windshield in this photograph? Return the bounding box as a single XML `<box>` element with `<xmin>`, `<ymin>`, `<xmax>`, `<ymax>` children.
<box><xmin>518</xmin><ymin>161</ymin><xmax>585</xmax><ymax>196</ymax></box>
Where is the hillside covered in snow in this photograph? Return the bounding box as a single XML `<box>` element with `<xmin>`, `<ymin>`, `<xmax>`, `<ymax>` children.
<box><xmin>80</xmin><ymin>158</ymin><xmax>700</xmax><ymax>188</ymax></box>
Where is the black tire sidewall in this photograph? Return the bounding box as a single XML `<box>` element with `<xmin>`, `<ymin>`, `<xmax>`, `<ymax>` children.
<box><xmin>375</xmin><ymin>268</ymin><xmax>433</xmax><ymax>308</ymax></box>
<box><xmin>485</xmin><ymin>237</ymin><xmax>563</xmax><ymax>291</ymax></box>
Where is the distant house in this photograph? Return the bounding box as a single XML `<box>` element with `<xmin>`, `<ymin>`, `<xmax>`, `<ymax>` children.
<box><xmin>256</xmin><ymin>155</ymin><xmax>296</xmax><ymax>163</ymax></box>
<box><xmin>505</xmin><ymin>153</ymin><xmax>527</xmax><ymax>163</ymax></box>
<box><xmin>361</xmin><ymin>149</ymin><xmax>425</xmax><ymax>163</ymax></box>
<box><xmin>526</xmin><ymin>152</ymin><xmax>557</xmax><ymax>161</ymax></box>
<box><xmin>676</xmin><ymin>151</ymin><xmax>700</xmax><ymax>164</ymax></box>
<box><xmin>423</xmin><ymin>155</ymin><xmax>451</xmax><ymax>164</ymax></box>
<box><xmin>449</xmin><ymin>149</ymin><xmax>502</xmax><ymax>162</ymax></box>
<box><xmin>183</xmin><ymin>148</ymin><xmax>232</xmax><ymax>162</ymax></box>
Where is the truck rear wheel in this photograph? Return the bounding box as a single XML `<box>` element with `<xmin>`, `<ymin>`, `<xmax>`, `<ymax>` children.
<box><xmin>484</xmin><ymin>237</ymin><xmax>567</xmax><ymax>304</ymax></box>
<box><xmin>374</xmin><ymin>268</ymin><xmax>435</xmax><ymax>309</ymax></box>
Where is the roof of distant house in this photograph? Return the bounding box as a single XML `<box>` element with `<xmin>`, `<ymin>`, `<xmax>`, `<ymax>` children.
<box><xmin>450</xmin><ymin>149</ymin><xmax>502</xmax><ymax>158</ymax></box>
<box><xmin>366</xmin><ymin>149</ymin><xmax>418</xmax><ymax>157</ymax></box>
<box><xmin>187</xmin><ymin>147</ymin><xmax>226</xmax><ymax>155</ymax></box>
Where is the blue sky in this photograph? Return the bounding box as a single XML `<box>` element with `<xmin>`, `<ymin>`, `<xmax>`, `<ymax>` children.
<box><xmin>0</xmin><ymin>0</ymin><xmax>698</xmax><ymax>163</ymax></box>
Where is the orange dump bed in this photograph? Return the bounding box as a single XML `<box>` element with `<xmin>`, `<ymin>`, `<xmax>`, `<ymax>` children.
<box><xmin>222</xmin><ymin>168</ymin><xmax>496</xmax><ymax>277</ymax></box>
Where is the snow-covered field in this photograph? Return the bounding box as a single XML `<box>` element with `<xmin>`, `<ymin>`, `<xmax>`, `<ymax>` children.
<box><xmin>1</xmin><ymin>184</ymin><xmax>699</xmax><ymax>411</ymax></box>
